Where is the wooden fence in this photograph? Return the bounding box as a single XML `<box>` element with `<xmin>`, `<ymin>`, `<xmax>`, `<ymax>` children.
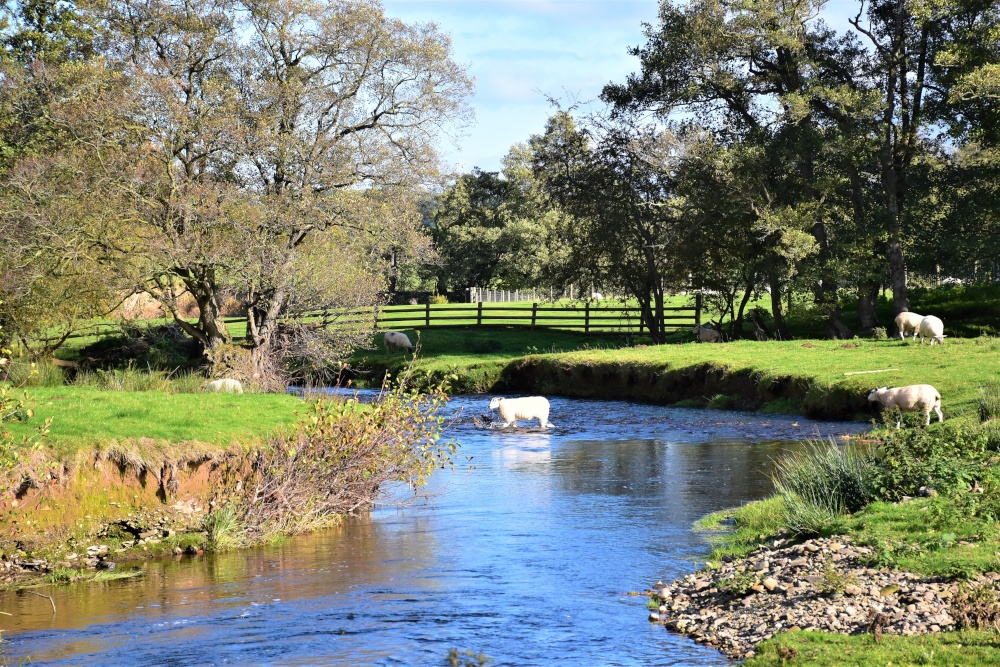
<box><xmin>54</xmin><ymin>302</ymin><xmax>699</xmax><ymax>343</ymax></box>
<box><xmin>371</xmin><ymin>302</ymin><xmax>699</xmax><ymax>334</ymax></box>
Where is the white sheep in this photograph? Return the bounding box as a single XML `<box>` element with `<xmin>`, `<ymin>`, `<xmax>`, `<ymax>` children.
<box><xmin>918</xmin><ymin>315</ymin><xmax>946</xmax><ymax>346</ymax></box>
<box><xmin>692</xmin><ymin>325</ymin><xmax>722</xmax><ymax>343</ymax></box>
<box><xmin>205</xmin><ymin>378</ymin><xmax>243</xmax><ymax>394</ymax></box>
<box><xmin>867</xmin><ymin>384</ymin><xmax>943</xmax><ymax>428</ymax></box>
<box><xmin>488</xmin><ymin>396</ymin><xmax>555</xmax><ymax>428</ymax></box>
<box><xmin>383</xmin><ymin>331</ymin><xmax>415</xmax><ymax>353</ymax></box>
<box><xmin>894</xmin><ymin>311</ymin><xmax>923</xmax><ymax>340</ymax></box>
<box><xmin>591</xmin><ymin>292</ymin><xmax>603</xmax><ymax>301</ymax></box>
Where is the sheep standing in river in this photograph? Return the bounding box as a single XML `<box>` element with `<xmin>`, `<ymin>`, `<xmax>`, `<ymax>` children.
<box><xmin>383</xmin><ymin>331</ymin><xmax>415</xmax><ymax>353</ymax></box>
<box><xmin>205</xmin><ymin>378</ymin><xmax>243</xmax><ymax>394</ymax></box>
<box><xmin>488</xmin><ymin>396</ymin><xmax>555</xmax><ymax>428</ymax></box>
<box><xmin>918</xmin><ymin>315</ymin><xmax>946</xmax><ymax>346</ymax></box>
<box><xmin>894</xmin><ymin>312</ymin><xmax>923</xmax><ymax>340</ymax></box>
<box><xmin>867</xmin><ymin>384</ymin><xmax>943</xmax><ymax>428</ymax></box>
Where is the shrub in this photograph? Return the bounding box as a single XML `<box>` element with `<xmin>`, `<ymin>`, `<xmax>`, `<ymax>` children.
<box><xmin>873</xmin><ymin>426</ymin><xmax>989</xmax><ymax>499</ymax></box>
<box><xmin>429</xmin><ymin>294</ymin><xmax>449</xmax><ymax>305</ymax></box>
<box><xmin>214</xmin><ymin>384</ymin><xmax>455</xmax><ymax>546</ymax></box>
<box><xmin>952</xmin><ymin>583</ymin><xmax>1000</xmax><ymax>630</ymax></box>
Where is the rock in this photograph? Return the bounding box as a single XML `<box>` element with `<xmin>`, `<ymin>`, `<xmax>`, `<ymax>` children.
<box><xmin>138</xmin><ymin>530</ymin><xmax>158</xmax><ymax>540</ymax></box>
<box><xmin>96</xmin><ymin>560</ymin><xmax>116</xmax><ymax>570</ymax></box>
<box><xmin>648</xmin><ymin>612</ymin><xmax>661</xmax><ymax>622</ymax></box>
<box><xmin>659</xmin><ymin>587</ymin><xmax>671</xmax><ymax>600</ymax></box>
<box><xmin>918</xmin><ymin>486</ymin><xmax>938</xmax><ymax>497</ymax></box>
<box><xmin>762</xmin><ymin>578</ymin><xmax>779</xmax><ymax>591</ymax></box>
<box><xmin>844</xmin><ymin>585</ymin><xmax>863</xmax><ymax>596</ymax></box>
<box><xmin>881</xmin><ymin>584</ymin><xmax>900</xmax><ymax>596</ymax></box>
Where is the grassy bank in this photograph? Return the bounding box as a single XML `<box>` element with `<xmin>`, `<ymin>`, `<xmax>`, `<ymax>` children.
<box><xmin>357</xmin><ymin>328</ymin><xmax>1000</xmax><ymax>421</ymax></box>
<box><xmin>5</xmin><ymin>387</ymin><xmax>303</xmax><ymax>454</ymax></box>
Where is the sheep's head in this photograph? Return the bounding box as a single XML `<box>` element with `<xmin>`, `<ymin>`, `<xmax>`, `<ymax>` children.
<box><xmin>488</xmin><ymin>397</ymin><xmax>502</xmax><ymax>410</ymax></box>
<box><xmin>692</xmin><ymin>326</ymin><xmax>701</xmax><ymax>334</ymax></box>
<box><xmin>867</xmin><ymin>387</ymin><xmax>887</xmax><ymax>402</ymax></box>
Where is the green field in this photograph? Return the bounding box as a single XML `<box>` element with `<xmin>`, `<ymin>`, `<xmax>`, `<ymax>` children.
<box><xmin>5</xmin><ymin>387</ymin><xmax>304</xmax><ymax>454</ymax></box>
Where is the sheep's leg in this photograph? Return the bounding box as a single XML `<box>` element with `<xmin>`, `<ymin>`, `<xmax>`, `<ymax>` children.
<box><xmin>924</xmin><ymin>410</ymin><xmax>931</xmax><ymax>427</ymax></box>
<box><xmin>935</xmin><ymin>406</ymin><xmax>944</xmax><ymax>423</ymax></box>
<box><xmin>895</xmin><ymin>409</ymin><xmax>903</xmax><ymax>429</ymax></box>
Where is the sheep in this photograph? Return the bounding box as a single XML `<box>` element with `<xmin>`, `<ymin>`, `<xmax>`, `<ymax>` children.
<box><xmin>692</xmin><ymin>324</ymin><xmax>722</xmax><ymax>343</ymax></box>
<box><xmin>894</xmin><ymin>311</ymin><xmax>923</xmax><ymax>340</ymax></box>
<box><xmin>205</xmin><ymin>378</ymin><xmax>243</xmax><ymax>394</ymax></box>
<box><xmin>383</xmin><ymin>331</ymin><xmax>415</xmax><ymax>353</ymax></box>
<box><xmin>867</xmin><ymin>384</ymin><xmax>943</xmax><ymax>428</ymax></box>
<box><xmin>918</xmin><ymin>315</ymin><xmax>946</xmax><ymax>346</ymax></box>
<box><xmin>591</xmin><ymin>292</ymin><xmax>603</xmax><ymax>301</ymax></box>
<box><xmin>488</xmin><ymin>396</ymin><xmax>555</xmax><ymax>428</ymax></box>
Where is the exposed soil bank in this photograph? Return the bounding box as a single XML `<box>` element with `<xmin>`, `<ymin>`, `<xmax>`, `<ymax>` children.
<box><xmin>0</xmin><ymin>442</ymin><xmax>233</xmax><ymax>586</ymax></box>
<box><xmin>361</xmin><ymin>356</ymin><xmax>873</xmax><ymax>421</ymax></box>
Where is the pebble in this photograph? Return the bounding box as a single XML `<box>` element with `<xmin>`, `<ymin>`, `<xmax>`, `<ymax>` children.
<box><xmin>649</xmin><ymin>536</ymin><xmax>981</xmax><ymax>660</ymax></box>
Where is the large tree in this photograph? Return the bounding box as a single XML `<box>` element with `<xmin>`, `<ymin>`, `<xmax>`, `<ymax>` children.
<box><xmin>603</xmin><ymin>0</ymin><xmax>1000</xmax><ymax>322</ymax></box>
<box><xmin>1</xmin><ymin>0</ymin><xmax>472</xmax><ymax>381</ymax></box>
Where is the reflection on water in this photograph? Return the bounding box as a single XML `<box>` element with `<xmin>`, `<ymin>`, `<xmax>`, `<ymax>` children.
<box><xmin>2</xmin><ymin>396</ymin><xmax>867</xmax><ymax>666</ymax></box>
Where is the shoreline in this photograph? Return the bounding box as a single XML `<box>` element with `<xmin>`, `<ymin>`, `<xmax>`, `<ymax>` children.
<box><xmin>649</xmin><ymin>534</ymin><xmax>977</xmax><ymax>660</ymax></box>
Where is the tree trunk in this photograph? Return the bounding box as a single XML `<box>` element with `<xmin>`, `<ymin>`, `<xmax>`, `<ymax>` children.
<box><xmin>857</xmin><ymin>282</ymin><xmax>881</xmax><ymax>332</ymax></box>
<box><xmin>733</xmin><ymin>277</ymin><xmax>756</xmax><ymax>340</ymax></box>
<box><xmin>768</xmin><ymin>271</ymin><xmax>790</xmax><ymax>340</ymax></box>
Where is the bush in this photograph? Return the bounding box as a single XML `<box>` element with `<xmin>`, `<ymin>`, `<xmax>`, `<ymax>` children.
<box><xmin>213</xmin><ymin>385</ymin><xmax>455</xmax><ymax>546</ymax></box>
<box><xmin>429</xmin><ymin>294</ymin><xmax>449</xmax><ymax>305</ymax></box>
<box><xmin>873</xmin><ymin>426</ymin><xmax>989</xmax><ymax>499</ymax></box>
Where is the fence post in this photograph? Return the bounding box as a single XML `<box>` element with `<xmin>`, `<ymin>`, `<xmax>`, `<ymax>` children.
<box><xmin>425</xmin><ymin>302</ymin><xmax>431</xmax><ymax>327</ymax></box>
<box><xmin>531</xmin><ymin>302</ymin><xmax>538</xmax><ymax>329</ymax></box>
<box><xmin>477</xmin><ymin>301</ymin><xmax>483</xmax><ymax>326</ymax></box>
<box><xmin>695</xmin><ymin>292</ymin><xmax>703</xmax><ymax>326</ymax></box>
<box><xmin>585</xmin><ymin>302</ymin><xmax>590</xmax><ymax>334</ymax></box>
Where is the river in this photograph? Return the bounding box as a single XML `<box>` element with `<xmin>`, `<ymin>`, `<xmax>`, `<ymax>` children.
<box><xmin>0</xmin><ymin>394</ymin><xmax>868</xmax><ymax>666</ymax></box>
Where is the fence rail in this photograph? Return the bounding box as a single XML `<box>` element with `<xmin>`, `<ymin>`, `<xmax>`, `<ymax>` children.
<box><xmin>54</xmin><ymin>302</ymin><xmax>700</xmax><ymax>344</ymax></box>
<box><xmin>373</xmin><ymin>302</ymin><xmax>698</xmax><ymax>333</ymax></box>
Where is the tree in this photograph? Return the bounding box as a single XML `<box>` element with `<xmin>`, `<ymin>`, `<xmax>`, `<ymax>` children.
<box><xmin>604</xmin><ymin>0</ymin><xmax>1000</xmax><ymax>322</ymax></box>
<box><xmin>1</xmin><ymin>0</ymin><xmax>472</xmax><ymax>382</ymax></box>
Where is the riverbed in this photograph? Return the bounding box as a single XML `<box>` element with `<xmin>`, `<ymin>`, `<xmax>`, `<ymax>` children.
<box><xmin>0</xmin><ymin>395</ymin><xmax>867</xmax><ymax>666</ymax></box>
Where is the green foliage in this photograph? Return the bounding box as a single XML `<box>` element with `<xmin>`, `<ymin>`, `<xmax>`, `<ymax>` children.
<box><xmin>817</xmin><ymin>555</ymin><xmax>859</xmax><ymax>596</ymax></box>
<box><xmin>707</xmin><ymin>393</ymin><xmax>738</xmax><ymax>410</ymax></box>
<box><xmin>215</xmin><ymin>383</ymin><xmax>456</xmax><ymax>546</ymax></box>
<box><xmin>771</xmin><ymin>441</ymin><xmax>880</xmax><ymax>535</ymax></box>
<box><xmin>872</xmin><ymin>426</ymin><xmax>990</xmax><ymax>499</ymax></box>
<box><xmin>204</xmin><ymin>502</ymin><xmax>245</xmax><ymax>553</ymax></box>
<box><xmin>745</xmin><ymin>630</ymin><xmax>1000</xmax><ymax>666</ymax></box>
<box><xmin>718</xmin><ymin>567</ymin><xmax>758</xmax><ymax>597</ymax></box>
<box><xmin>428</xmin><ymin>294</ymin><xmax>449</xmax><ymax>305</ymax></box>
<box><xmin>977</xmin><ymin>382</ymin><xmax>1000</xmax><ymax>422</ymax></box>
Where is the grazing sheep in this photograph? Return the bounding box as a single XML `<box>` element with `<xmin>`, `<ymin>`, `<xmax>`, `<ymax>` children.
<box><xmin>894</xmin><ymin>311</ymin><xmax>924</xmax><ymax>340</ymax></box>
<box><xmin>383</xmin><ymin>331</ymin><xmax>415</xmax><ymax>353</ymax></box>
<box><xmin>205</xmin><ymin>378</ymin><xmax>243</xmax><ymax>394</ymax></box>
<box><xmin>867</xmin><ymin>384</ymin><xmax>943</xmax><ymax>428</ymax></box>
<box><xmin>591</xmin><ymin>292</ymin><xmax>603</xmax><ymax>301</ymax></box>
<box><xmin>918</xmin><ymin>315</ymin><xmax>946</xmax><ymax>346</ymax></box>
<box><xmin>488</xmin><ymin>396</ymin><xmax>555</xmax><ymax>428</ymax></box>
<box><xmin>692</xmin><ymin>325</ymin><xmax>722</xmax><ymax>343</ymax></box>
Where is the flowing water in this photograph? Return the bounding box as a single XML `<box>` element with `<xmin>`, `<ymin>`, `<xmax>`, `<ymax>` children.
<box><xmin>0</xmin><ymin>395</ymin><xmax>868</xmax><ymax>666</ymax></box>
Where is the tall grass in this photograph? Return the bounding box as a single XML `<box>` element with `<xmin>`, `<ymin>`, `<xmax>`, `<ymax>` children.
<box><xmin>772</xmin><ymin>441</ymin><xmax>880</xmax><ymax>536</ymax></box>
<box><xmin>74</xmin><ymin>363</ymin><xmax>205</xmax><ymax>393</ymax></box>
<box><xmin>978</xmin><ymin>382</ymin><xmax>1000</xmax><ymax>422</ymax></box>
<box><xmin>3</xmin><ymin>359</ymin><xmax>66</xmax><ymax>387</ymax></box>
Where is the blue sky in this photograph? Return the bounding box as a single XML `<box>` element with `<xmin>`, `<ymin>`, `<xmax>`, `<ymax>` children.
<box><xmin>382</xmin><ymin>0</ymin><xmax>859</xmax><ymax>174</ymax></box>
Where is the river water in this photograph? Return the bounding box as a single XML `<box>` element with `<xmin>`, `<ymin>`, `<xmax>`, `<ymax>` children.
<box><xmin>0</xmin><ymin>395</ymin><xmax>867</xmax><ymax>666</ymax></box>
